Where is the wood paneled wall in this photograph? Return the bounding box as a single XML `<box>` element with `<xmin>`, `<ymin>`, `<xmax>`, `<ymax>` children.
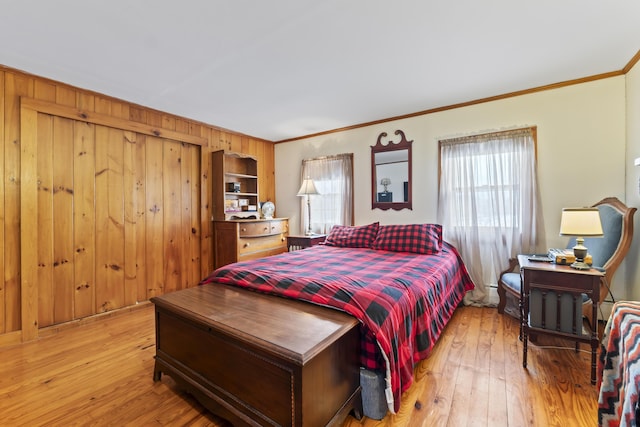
<box><xmin>0</xmin><ymin>65</ymin><xmax>276</xmax><ymax>344</ymax></box>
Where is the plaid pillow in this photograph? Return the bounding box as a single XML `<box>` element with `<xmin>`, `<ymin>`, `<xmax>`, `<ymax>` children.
<box><xmin>372</xmin><ymin>224</ymin><xmax>443</xmax><ymax>254</ymax></box>
<box><xmin>324</xmin><ymin>222</ymin><xmax>380</xmax><ymax>248</ymax></box>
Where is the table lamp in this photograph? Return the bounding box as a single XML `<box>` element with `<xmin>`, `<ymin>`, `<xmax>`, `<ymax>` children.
<box><xmin>297</xmin><ymin>177</ymin><xmax>319</xmax><ymax>235</ymax></box>
<box><xmin>559</xmin><ymin>207</ymin><xmax>604</xmax><ymax>270</ymax></box>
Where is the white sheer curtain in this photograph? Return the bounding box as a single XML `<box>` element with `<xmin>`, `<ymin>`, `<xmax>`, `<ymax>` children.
<box><xmin>437</xmin><ymin>127</ymin><xmax>543</xmax><ymax>306</ymax></box>
<box><xmin>300</xmin><ymin>154</ymin><xmax>353</xmax><ymax>234</ymax></box>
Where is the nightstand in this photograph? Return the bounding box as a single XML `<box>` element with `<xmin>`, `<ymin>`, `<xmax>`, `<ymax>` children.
<box><xmin>287</xmin><ymin>234</ymin><xmax>326</xmax><ymax>251</ymax></box>
<box><xmin>518</xmin><ymin>254</ymin><xmax>603</xmax><ymax>384</ymax></box>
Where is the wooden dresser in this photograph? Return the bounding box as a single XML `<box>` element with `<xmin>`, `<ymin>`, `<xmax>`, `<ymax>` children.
<box><xmin>213</xmin><ymin>218</ymin><xmax>289</xmax><ymax>268</ymax></box>
<box><xmin>152</xmin><ymin>283</ymin><xmax>362</xmax><ymax>426</ymax></box>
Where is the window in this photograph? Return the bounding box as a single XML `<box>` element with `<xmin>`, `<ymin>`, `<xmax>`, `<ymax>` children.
<box><xmin>444</xmin><ymin>149</ymin><xmax>521</xmax><ymax>230</ymax></box>
<box><xmin>438</xmin><ymin>127</ymin><xmax>542</xmax><ymax>305</ymax></box>
<box><xmin>300</xmin><ymin>154</ymin><xmax>353</xmax><ymax>234</ymax></box>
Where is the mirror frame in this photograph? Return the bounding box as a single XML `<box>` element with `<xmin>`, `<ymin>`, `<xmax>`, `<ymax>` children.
<box><xmin>371</xmin><ymin>130</ymin><xmax>413</xmax><ymax>211</ymax></box>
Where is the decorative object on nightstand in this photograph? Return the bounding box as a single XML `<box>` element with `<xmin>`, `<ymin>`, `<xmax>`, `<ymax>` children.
<box><xmin>297</xmin><ymin>177</ymin><xmax>319</xmax><ymax>236</ymax></box>
<box><xmin>379</xmin><ymin>177</ymin><xmax>392</xmax><ymax>203</ymax></box>
<box><xmin>559</xmin><ymin>207</ymin><xmax>604</xmax><ymax>270</ymax></box>
<box><xmin>380</xmin><ymin>177</ymin><xmax>391</xmax><ymax>192</ymax></box>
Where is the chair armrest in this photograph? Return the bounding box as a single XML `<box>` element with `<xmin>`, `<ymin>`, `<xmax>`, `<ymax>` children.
<box><xmin>499</xmin><ymin>257</ymin><xmax>519</xmax><ymax>278</ymax></box>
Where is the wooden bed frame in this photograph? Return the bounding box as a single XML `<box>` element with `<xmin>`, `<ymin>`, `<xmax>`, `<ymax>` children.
<box><xmin>151</xmin><ymin>283</ymin><xmax>363</xmax><ymax>426</ymax></box>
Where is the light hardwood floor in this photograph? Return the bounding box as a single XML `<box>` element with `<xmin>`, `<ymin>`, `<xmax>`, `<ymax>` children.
<box><xmin>0</xmin><ymin>303</ymin><xmax>598</xmax><ymax>426</ymax></box>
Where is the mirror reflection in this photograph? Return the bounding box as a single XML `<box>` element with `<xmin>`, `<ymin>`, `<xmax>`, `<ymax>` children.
<box><xmin>374</xmin><ymin>150</ymin><xmax>409</xmax><ymax>203</ymax></box>
<box><xmin>371</xmin><ymin>130</ymin><xmax>412</xmax><ymax>210</ymax></box>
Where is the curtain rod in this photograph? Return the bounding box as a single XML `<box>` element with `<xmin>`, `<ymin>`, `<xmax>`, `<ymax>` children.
<box><xmin>302</xmin><ymin>153</ymin><xmax>353</xmax><ymax>163</ymax></box>
<box><xmin>439</xmin><ymin>126</ymin><xmax>535</xmax><ymax>145</ymax></box>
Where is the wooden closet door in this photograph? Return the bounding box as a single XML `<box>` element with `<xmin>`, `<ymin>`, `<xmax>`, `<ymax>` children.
<box><xmin>33</xmin><ymin>114</ymin><xmax>202</xmax><ymax>327</ymax></box>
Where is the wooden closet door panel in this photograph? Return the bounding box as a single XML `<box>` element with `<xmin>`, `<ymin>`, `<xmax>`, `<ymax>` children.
<box><xmin>180</xmin><ymin>143</ymin><xmax>193</xmax><ymax>291</ymax></box>
<box><xmin>163</xmin><ymin>140</ymin><xmax>182</xmax><ymax>295</ymax></box>
<box><xmin>73</xmin><ymin>120</ymin><xmax>96</xmax><ymax>319</ymax></box>
<box><xmin>145</xmin><ymin>136</ymin><xmax>164</xmax><ymax>298</ymax></box>
<box><xmin>52</xmin><ymin>116</ymin><xmax>74</xmax><ymax>324</ymax></box>
<box><xmin>24</xmin><ymin>103</ymin><xmax>204</xmax><ymax>333</ymax></box>
<box><xmin>200</xmin><ymin>146</ymin><xmax>213</xmax><ymax>278</ymax></box>
<box><xmin>4</xmin><ymin>73</ymin><xmax>32</xmax><ymax>333</ymax></box>
<box><xmin>188</xmin><ymin>145</ymin><xmax>202</xmax><ymax>288</ymax></box>
<box><xmin>123</xmin><ymin>131</ymin><xmax>141</xmax><ymax>307</ymax></box>
<box><xmin>36</xmin><ymin>113</ymin><xmax>55</xmax><ymax>328</ymax></box>
<box><xmin>131</xmin><ymin>135</ymin><xmax>147</xmax><ymax>304</ymax></box>
<box><xmin>95</xmin><ymin>126</ymin><xmax>125</xmax><ymax>313</ymax></box>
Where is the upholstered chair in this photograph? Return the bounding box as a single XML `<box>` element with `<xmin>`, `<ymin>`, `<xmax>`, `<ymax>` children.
<box><xmin>497</xmin><ymin>197</ymin><xmax>636</xmax><ymax>328</ymax></box>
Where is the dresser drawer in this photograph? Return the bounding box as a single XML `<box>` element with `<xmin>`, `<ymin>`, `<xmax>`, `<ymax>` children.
<box><xmin>239</xmin><ymin>221</ymin><xmax>272</xmax><ymax>237</ymax></box>
<box><xmin>238</xmin><ymin>234</ymin><xmax>287</xmax><ymax>256</ymax></box>
<box><xmin>214</xmin><ymin>219</ymin><xmax>289</xmax><ymax>269</ymax></box>
<box><xmin>270</xmin><ymin>219</ymin><xmax>288</xmax><ymax>235</ymax></box>
<box><xmin>238</xmin><ymin>220</ymin><xmax>288</xmax><ymax>237</ymax></box>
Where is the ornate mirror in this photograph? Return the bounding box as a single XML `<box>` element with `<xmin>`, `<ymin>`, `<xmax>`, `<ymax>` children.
<box><xmin>371</xmin><ymin>130</ymin><xmax>412</xmax><ymax>210</ymax></box>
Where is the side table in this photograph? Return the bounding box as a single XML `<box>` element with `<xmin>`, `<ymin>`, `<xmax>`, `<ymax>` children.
<box><xmin>518</xmin><ymin>254</ymin><xmax>604</xmax><ymax>384</ymax></box>
<box><xmin>287</xmin><ymin>234</ymin><xmax>326</xmax><ymax>251</ymax></box>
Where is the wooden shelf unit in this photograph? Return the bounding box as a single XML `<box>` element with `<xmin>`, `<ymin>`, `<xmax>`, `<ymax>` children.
<box><xmin>212</xmin><ymin>150</ymin><xmax>260</xmax><ymax>221</ymax></box>
<box><xmin>211</xmin><ymin>150</ymin><xmax>288</xmax><ymax>269</ymax></box>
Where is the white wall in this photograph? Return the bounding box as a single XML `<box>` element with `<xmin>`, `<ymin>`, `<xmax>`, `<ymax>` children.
<box><xmin>626</xmin><ymin>60</ymin><xmax>640</xmax><ymax>301</ymax></box>
<box><xmin>275</xmin><ymin>76</ymin><xmax>629</xmax><ymax>308</ymax></box>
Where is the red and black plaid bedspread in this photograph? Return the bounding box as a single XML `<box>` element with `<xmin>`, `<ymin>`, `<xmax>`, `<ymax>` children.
<box><xmin>200</xmin><ymin>242</ymin><xmax>474</xmax><ymax>413</ymax></box>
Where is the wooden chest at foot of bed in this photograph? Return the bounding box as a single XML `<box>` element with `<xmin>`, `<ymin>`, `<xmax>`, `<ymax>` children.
<box><xmin>151</xmin><ymin>283</ymin><xmax>362</xmax><ymax>427</ymax></box>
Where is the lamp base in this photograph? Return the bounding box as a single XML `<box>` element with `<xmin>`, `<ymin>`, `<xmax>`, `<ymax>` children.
<box><xmin>305</xmin><ymin>230</ymin><xmax>315</xmax><ymax>236</ymax></box>
<box><xmin>570</xmin><ymin>260</ymin><xmax>591</xmax><ymax>270</ymax></box>
<box><xmin>570</xmin><ymin>238</ymin><xmax>591</xmax><ymax>270</ymax></box>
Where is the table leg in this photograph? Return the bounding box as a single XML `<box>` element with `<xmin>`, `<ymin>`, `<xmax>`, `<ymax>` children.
<box><xmin>522</xmin><ymin>287</ymin><xmax>528</xmax><ymax>368</ymax></box>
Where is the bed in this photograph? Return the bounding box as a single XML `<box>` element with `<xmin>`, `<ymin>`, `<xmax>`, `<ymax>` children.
<box><xmin>598</xmin><ymin>301</ymin><xmax>640</xmax><ymax>426</ymax></box>
<box><xmin>152</xmin><ymin>222</ymin><xmax>474</xmax><ymax>425</ymax></box>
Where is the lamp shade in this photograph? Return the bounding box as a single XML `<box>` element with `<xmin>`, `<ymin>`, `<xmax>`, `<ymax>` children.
<box><xmin>380</xmin><ymin>177</ymin><xmax>391</xmax><ymax>186</ymax></box>
<box><xmin>296</xmin><ymin>178</ymin><xmax>319</xmax><ymax>196</ymax></box>
<box><xmin>559</xmin><ymin>208</ymin><xmax>603</xmax><ymax>237</ymax></box>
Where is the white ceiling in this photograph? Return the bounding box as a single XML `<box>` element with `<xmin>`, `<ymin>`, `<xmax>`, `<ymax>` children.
<box><xmin>1</xmin><ymin>1</ymin><xmax>639</xmax><ymax>142</ymax></box>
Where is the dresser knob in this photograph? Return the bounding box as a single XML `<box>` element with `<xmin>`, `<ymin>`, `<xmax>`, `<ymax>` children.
<box><xmin>241</xmin><ymin>228</ymin><xmax>247</xmax><ymax>232</ymax></box>
<box><xmin>244</xmin><ymin>243</ymin><xmax>250</xmax><ymax>248</ymax></box>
